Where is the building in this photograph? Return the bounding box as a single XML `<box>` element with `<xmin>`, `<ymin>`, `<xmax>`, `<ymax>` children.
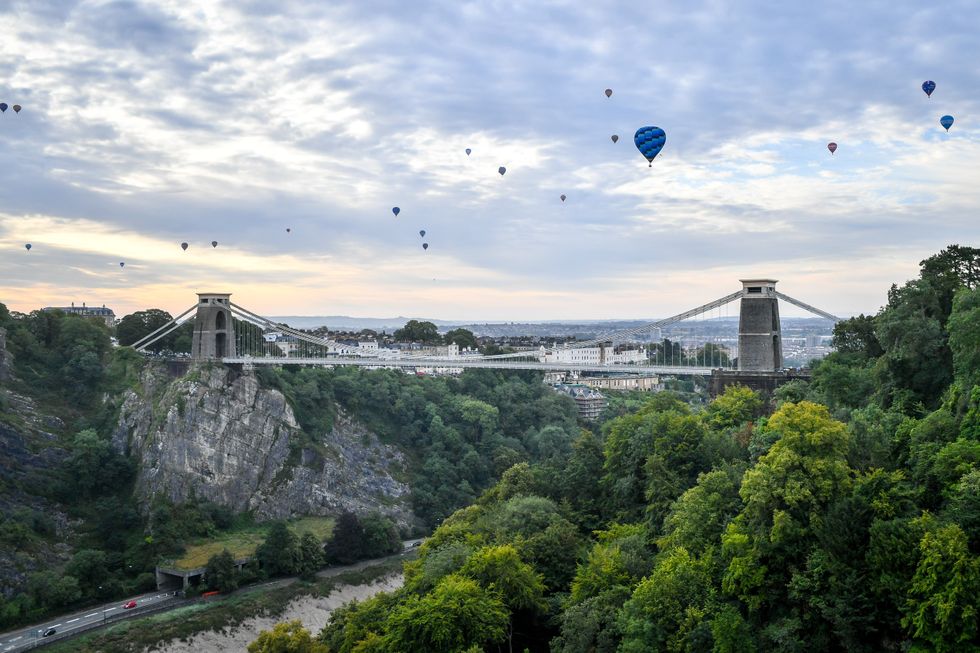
<box><xmin>42</xmin><ymin>302</ymin><xmax>116</xmax><ymax>327</ymax></box>
<box><xmin>553</xmin><ymin>384</ymin><xmax>607</xmax><ymax>420</ymax></box>
<box><xmin>578</xmin><ymin>375</ymin><xmax>662</xmax><ymax>392</ymax></box>
<box><xmin>539</xmin><ymin>343</ymin><xmax>646</xmax><ymax>366</ymax></box>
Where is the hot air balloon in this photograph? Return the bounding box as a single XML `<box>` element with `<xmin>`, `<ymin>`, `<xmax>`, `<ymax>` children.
<box><xmin>180</xmin><ymin>242</ymin><xmax>188</xmax><ymax>251</ymax></box>
<box><xmin>498</xmin><ymin>166</ymin><xmax>506</xmax><ymax>176</ymax></box>
<box><xmin>419</xmin><ymin>230</ymin><xmax>426</xmax><ymax>237</ymax></box>
<box><xmin>560</xmin><ymin>194</ymin><xmax>566</xmax><ymax>202</ymax></box>
<box><xmin>604</xmin><ymin>89</ymin><xmax>612</xmax><ymax>98</ymax></box>
<box><xmin>827</xmin><ymin>142</ymin><xmax>837</xmax><ymax>155</ymax></box>
<box><xmin>922</xmin><ymin>80</ymin><xmax>936</xmax><ymax>98</ymax></box>
<box><xmin>611</xmin><ymin>134</ymin><xmax>619</xmax><ymax>143</ymax></box>
<box><xmin>12</xmin><ymin>105</ymin><xmax>20</xmax><ymax>113</ymax></box>
<box><xmin>286</xmin><ymin>228</ymin><xmax>291</xmax><ymax>233</ymax></box>
<box><xmin>634</xmin><ymin>126</ymin><xmax>666</xmax><ymax>166</ymax></box>
<box><xmin>119</xmin><ymin>262</ymin><xmax>125</xmax><ymax>268</ymax></box>
<box><xmin>940</xmin><ymin>115</ymin><xmax>954</xmax><ymax>131</ymax></box>
<box><xmin>422</xmin><ymin>243</ymin><xmax>429</xmax><ymax>250</ymax></box>
<box><xmin>24</xmin><ymin>243</ymin><xmax>31</xmax><ymax>251</ymax></box>
<box><xmin>392</xmin><ymin>207</ymin><xmax>400</xmax><ymax>216</ymax></box>
<box><xmin>0</xmin><ymin>103</ymin><xmax>6</xmax><ymax>113</ymax></box>
<box><xmin>465</xmin><ymin>148</ymin><xmax>471</xmax><ymax>156</ymax></box>
<box><xmin>211</xmin><ymin>240</ymin><xmax>218</xmax><ymax>248</ymax></box>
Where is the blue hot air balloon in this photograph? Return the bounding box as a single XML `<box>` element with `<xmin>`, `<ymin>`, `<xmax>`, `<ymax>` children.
<box><xmin>922</xmin><ymin>80</ymin><xmax>936</xmax><ymax>97</ymax></box>
<box><xmin>465</xmin><ymin>148</ymin><xmax>471</xmax><ymax>155</ymax></box>
<box><xmin>419</xmin><ymin>230</ymin><xmax>426</xmax><ymax>237</ymax></box>
<box><xmin>392</xmin><ymin>206</ymin><xmax>400</xmax><ymax>216</ymax></box>
<box><xmin>422</xmin><ymin>243</ymin><xmax>429</xmax><ymax>250</ymax></box>
<box><xmin>634</xmin><ymin>126</ymin><xmax>666</xmax><ymax>166</ymax></box>
<box><xmin>0</xmin><ymin>103</ymin><xmax>6</xmax><ymax>113</ymax></box>
<box><xmin>498</xmin><ymin>166</ymin><xmax>506</xmax><ymax>176</ymax></box>
<box><xmin>940</xmin><ymin>115</ymin><xmax>954</xmax><ymax>132</ymax></box>
<box><xmin>119</xmin><ymin>261</ymin><xmax>125</xmax><ymax>268</ymax></box>
<box><xmin>24</xmin><ymin>243</ymin><xmax>31</xmax><ymax>251</ymax></box>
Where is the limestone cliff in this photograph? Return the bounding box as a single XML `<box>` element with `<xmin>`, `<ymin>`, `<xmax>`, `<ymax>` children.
<box><xmin>113</xmin><ymin>363</ymin><xmax>414</xmax><ymax>525</ymax></box>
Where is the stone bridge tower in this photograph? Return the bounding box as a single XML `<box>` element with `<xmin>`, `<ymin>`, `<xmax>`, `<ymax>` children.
<box><xmin>191</xmin><ymin>293</ymin><xmax>237</xmax><ymax>361</ymax></box>
<box><xmin>737</xmin><ymin>279</ymin><xmax>782</xmax><ymax>372</ymax></box>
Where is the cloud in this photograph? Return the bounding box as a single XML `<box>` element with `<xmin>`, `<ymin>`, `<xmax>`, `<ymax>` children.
<box><xmin>0</xmin><ymin>0</ymin><xmax>978</xmax><ymax>320</ymax></box>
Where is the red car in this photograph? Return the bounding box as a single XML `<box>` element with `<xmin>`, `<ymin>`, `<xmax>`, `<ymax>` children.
<box><xmin>123</xmin><ymin>600</ymin><xmax>137</xmax><ymax>609</ymax></box>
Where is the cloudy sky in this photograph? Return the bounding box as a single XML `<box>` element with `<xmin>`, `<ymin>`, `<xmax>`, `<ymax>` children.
<box><xmin>0</xmin><ymin>1</ymin><xmax>977</xmax><ymax>320</ymax></box>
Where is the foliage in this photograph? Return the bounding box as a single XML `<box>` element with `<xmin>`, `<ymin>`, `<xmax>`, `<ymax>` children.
<box><xmin>393</xmin><ymin>319</ymin><xmax>441</xmax><ymax>344</ymax></box>
<box><xmin>249</xmin><ymin>620</ymin><xmax>330</xmax><ymax>653</ymax></box>
<box><xmin>116</xmin><ymin>308</ymin><xmax>192</xmax><ymax>353</ymax></box>
<box><xmin>205</xmin><ymin>548</ymin><xmax>240</xmax><ymax>592</ymax></box>
<box><xmin>444</xmin><ymin>328</ymin><xmax>477</xmax><ymax>350</ymax></box>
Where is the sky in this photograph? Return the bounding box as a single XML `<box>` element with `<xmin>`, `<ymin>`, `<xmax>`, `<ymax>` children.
<box><xmin>0</xmin><ymin>0</ymin><xmax>978</xmax><ymax>321</ymax></box>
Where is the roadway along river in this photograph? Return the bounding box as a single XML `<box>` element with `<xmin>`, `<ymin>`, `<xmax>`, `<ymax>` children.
<box><xmin>0</xmin><ymin>591</ymin><xmax>178</xmax><ymax>651</ymax></box>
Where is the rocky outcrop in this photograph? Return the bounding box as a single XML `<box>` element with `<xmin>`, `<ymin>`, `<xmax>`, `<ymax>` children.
<box><xmin>114</xmin><ymin>364</ymin><xmax>414</xmax><ymax>525</ymax></box>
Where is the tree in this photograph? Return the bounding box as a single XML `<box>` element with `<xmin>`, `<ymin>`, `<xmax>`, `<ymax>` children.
<box><xmin>384</xmin><ymin>574</ymin><xmax>508</xmax><ymax>652</ymax></box>
<box><xmin>205</xmin><ymin>548</ymin><xmax>239</xmax><ymax>592</ymax></box>
<box><xmin>393</xmin><ymin>320</ymin><xmax>441</xmax><ymax>344</ymax></box>
<box><xmin>658</xmin><ymin>467</ymin><xmax>743</xmax><ymax>555</ymax></box>
<box><xmin>257</xmin><ymin>522</ymin><xmax>300</xmax><ymax>577</ymax></box>
<box><xmin>325</xmin><ymin>512</ymin><xmax>365</xmax><ymax>565</ymax></box>
<box><xmin>444</xmin><ymin>328</ymin><xmax>477</xmax><ymax>350</ymax></box>
<box><xmin>27</xmin><ymin>570</ymin><xmax>81</xmax><ymax>609</ymax></box>
<box><xmin>65</xmin><ymin>549</ymin><xmax>109</xmax><ymax>598</ymax></box>
<box><xmin>832</xmin><ymin>314</ymin><xmax>883</xmax><ymax>359</ymax></box>
<box><xmin>903</xmin><ymin>524</ymin><xmax>980</xmax><ymax>652</ymax></box>
<box><xmin>61</xmin><ymin>429</ymin><xmax>135</xmax><ymax>500</ymax></box>
<box><xmin>248</xmin><ymin>620</ymin><xmax>328</xmax><ymax>653</ymax></box>
<box><xmin>297</xmin><ymin>532</ymin><xmax>324</xmax><ymax>580</ymax></box>
<box><xmin>706</xmin><ymin>385</ymin><xmax>764</xmax><ymax>431</ymax></box>
<box><xmin>722</xmin><ymin>402</ymin><xmax>853</xmax><ymax>613</ymax></box>
<box><xmin>948</xmin><ymin>287</ymin><xmax>980</xmax><ymax>393</ymax></box>
<box><xmin>360</xmin><ymin>513</ymin><xmax>401</xmax><ymax>559</ymax></box>
<box><xmin>115</xmin><ymin>309</ymin><xmax>174</xmax><ymax>350</ymax></box>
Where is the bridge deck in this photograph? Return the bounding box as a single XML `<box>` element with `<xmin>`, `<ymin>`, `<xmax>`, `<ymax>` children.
<box><xmin>222</xmin><ymin>356</ymin><xmax>716</xmax><ymax>375</ymax></box>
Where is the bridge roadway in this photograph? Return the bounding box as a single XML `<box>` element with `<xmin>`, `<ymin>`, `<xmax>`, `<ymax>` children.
<box><xmin>223</xmin><ymin>356</ymin><xmax>717</xmax><ymax>376</ymax></box>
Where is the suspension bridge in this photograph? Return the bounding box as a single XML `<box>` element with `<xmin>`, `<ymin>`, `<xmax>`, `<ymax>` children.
<box><xmin>130</xmin><ymin>279</ymin><xmax>841</xmax><ymax>390</ymax></box>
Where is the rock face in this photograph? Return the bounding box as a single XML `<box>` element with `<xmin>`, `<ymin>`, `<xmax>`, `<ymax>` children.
<box><xmin>114</xmin><ymin>364</ymin><xmax>414</xmax><ymax>525</ymax></box>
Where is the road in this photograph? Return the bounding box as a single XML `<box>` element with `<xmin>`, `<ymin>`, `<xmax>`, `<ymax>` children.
<box><xmin>0</xmin><ymin>590</ymin><xmax>179</xmax><ymax>651</ymax></box>
<box><xmin>0</xmin><ymin>539</ymin><xmax>423</xmax><ymax>651</ymax></box>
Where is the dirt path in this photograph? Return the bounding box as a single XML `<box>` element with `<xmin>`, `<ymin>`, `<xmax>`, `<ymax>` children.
<box><xmin>152</xmin><ymin>573</ymin><xmax>403</xmax><ymax>652</ymax></box>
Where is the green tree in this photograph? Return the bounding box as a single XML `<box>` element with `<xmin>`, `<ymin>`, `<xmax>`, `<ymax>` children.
<box><xmin>115</xmin><ymin>309</ymin><xmax>174</xmax><ymax>350</ymax></box>
<box><xmin>61</xmin><ymin>429</ymin><xmax>135</xmax><ymax>500</ymax></box>
<box><xmin>659</xmin><ymin>467</ymin><xmax>743</xmax><ymax>555</ymax></box>
<box><xmin>393</xmin><ymin>319</ymin><xmax>441</xmax><ymax>344</ymax></box>
<box><xmin>617</xmin><ymin>547</ymin><xmax>715</xmax><ymax>653</ymax></box>
<box><xmin>360</xmin><ymin>513</ymin><xmax>401</xmax><ymax>559</ymax></box>
<box><xmin>444</xmin><ymin>328</ymin><xmax>477</xmax><ymax>350</ymax></box>
<box><xmin>257</xmin><ymin>522</ymin><xmax>300</xmax><ymax>577</ymax></box>
<box><xmin>903</xmin><ymin>524</ymin><xmax>980</xmax><ymax>652</ymax></box>
<box><xmin>27</xmin><ymin>570</ymin><xmax>81</xmax><ymax>609</ymax></box>
<box><xmin>248</xmin><ymin>620</ymin><xmax>328</xmax><ymax>653</ymax></box>
<box><xmin>384</xmin><ymin>574</ymin><xmax>508</xmax><ymax>653</ymax></box>
<box><xmin>831</xmin><ymin>314</ymin><xmax>883</xmax><ymax>359</ymax></box>
<box><xmin>65</xmin><ymin>549</ymin><xmax>109</xmax><ymax>597</ymax></box>
<box><xmin>205</xmin><ymin>548</ymin><xmax>239</xmax><ymax>592</ymax></box>
<box><xmin>948</xmin><ymin>287</ymin><xmax>980</xmax><ymax>393</ymax></box>
<box><xmin>722</xmin><ymin>402</ymin><xmax>853</xmax><ymax>613</ymax></box>
<box><xmin>706</xmin><ymin>385</ymin><xmax>764</xmax><ymax>431</ymax></box>
<box><xmin>325</xmin><ymin>512</ymin><xmax>365</xmax><ymax>565</ymax></box>
<box><xmin>297</xmin><ymin>532</ymin><xmax>325</xmax><ymax>580</ymax></box>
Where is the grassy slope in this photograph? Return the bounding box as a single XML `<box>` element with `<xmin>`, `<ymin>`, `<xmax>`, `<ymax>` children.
<box><xmin>166</xmin><ymin>516</ymin><xmax>336</xmax><ymax>570</ymax></box>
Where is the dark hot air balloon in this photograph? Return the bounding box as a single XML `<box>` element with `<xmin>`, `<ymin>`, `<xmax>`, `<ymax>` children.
<box><xmin>392</xmin><ymin>207</ymin><xmax>400</xmax><ymax>216</ymax></box>
<box><xmin>180</xmin><ymin>242</ymin><xmax>188</xmax><ymax>251</ymax></box>
<box><xmin>419</xmin><ymin>230</ymin><xmax>426</xmax><ymax>237</ymax></box>
<box><xmin>498</xmin><ymin>166</ymin><xmax>506</xmax><ymax>176</ymax></box>
<box><xmin>611</xmin><ymin>134</ymin><xmax>619</xmax><ymax>143</ymax></box>
<box><xmin>940</xmin><ymin>115</ymin><xmax>954</xmax><ymax>131</ymax></box>
<box><xmin>12</xmin><ymin>105</ymin><xmax>20</xmax><ymax>113</ymax></box>
<box><xmin>634</xmin><ymin>126</ymin><xmax>666</xmax><ymax>166</ymax></box>
<box><xmin>119</xmin><ymin>262</ymin><xmax>125</xmax><ymax>268</ymax></box>
<box><xmin>286</xmin><ymin>228</ymin><xmax>291</xmax><ymax>233</ymax></box>
<box><xmin>422</xmin><ymin>243</ymin><xmax>429</xmax><ymax>250</ymax></box>
<box><xmin>0</xmin><ymin>103</ymin><xmax>6</xmax><ymax>113</ymax></box>
<box><xmin>922</xmin><ymin>80</ymin><xmax>936</xmax><ymax>97</ymax></box>
<box><xmin>465</xmin><ymin>148</ymin><xmax>471</xmax><ymax>155</ymax></box>
<box><xmin>211</xmin><ymin>240</ymin><xmax>218</xmax><ymax>248</ymax></box>
<box><xmin>560</xmin><ymin>194</ymin><xmax>566</xmax><ymax>202</ymax></box>
<box><xmin>24</xmin><ymin>243</ymin><xmax>31</xmax><ymax>251</ymax></box>
<box><xmin>827</xmin><ymin>142</ymin><xmax>837</xmax><ymax>154</ymax></box>
<box><xmin>604</xmin><ymin>89</ymin><xmax>612</xmax><ymax>98</ymax></box>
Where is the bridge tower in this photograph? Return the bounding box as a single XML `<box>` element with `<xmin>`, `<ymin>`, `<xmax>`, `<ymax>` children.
<box><xmin>191</xmin><ymin>293</ymin><xmax>237</xmax><ymax>361</ymax></box>
<box><xmin>737</xmin><ymin>279</ymin><xmax>782</xmax><ymax>372</ymax></box>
